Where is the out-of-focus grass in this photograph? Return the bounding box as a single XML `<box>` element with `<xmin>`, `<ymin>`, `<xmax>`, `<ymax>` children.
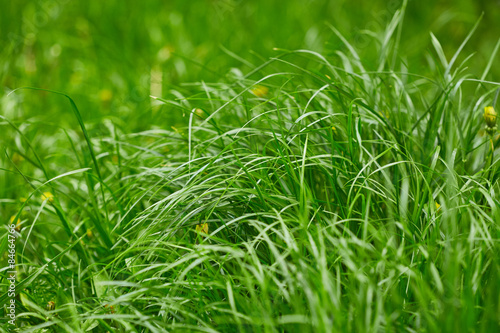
<box><xmin>1</xmin><ymin>0</ymin><xmax>499</xmax><ymax>127</ymax></box>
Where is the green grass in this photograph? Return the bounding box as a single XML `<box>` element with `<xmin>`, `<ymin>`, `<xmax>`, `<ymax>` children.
<box><xmin>1</xmin><ymin>1</ymin><xmax>500</xmax><ymax>332</ymax></box>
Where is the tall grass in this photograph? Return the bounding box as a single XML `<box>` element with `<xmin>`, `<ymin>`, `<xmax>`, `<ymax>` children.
<box><xmin>2</xmin><ymin>7</ymin><xmax>500</xmax><ymax>333</ymax></box>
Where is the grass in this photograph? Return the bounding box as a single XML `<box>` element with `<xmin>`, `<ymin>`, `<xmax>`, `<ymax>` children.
<box><xmin>1</xmin><ymin>1</ymin><xmax>500</xmax><ymax>332</ymax></box>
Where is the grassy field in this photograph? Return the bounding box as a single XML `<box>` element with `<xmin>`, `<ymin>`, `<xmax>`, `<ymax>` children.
<box><xmin>1</xmin><ymin>0</ymin><xmax>500</xmax><ymax>332</ymax></box>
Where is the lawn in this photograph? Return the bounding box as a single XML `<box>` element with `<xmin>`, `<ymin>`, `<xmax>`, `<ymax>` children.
<box><xmin>1</xmin><ymin>0</ymin><xmax>500</xmax><ymax>332</ymax></box>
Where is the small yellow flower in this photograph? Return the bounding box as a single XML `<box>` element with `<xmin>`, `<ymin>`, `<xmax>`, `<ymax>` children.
<box><xmin>484</xmin><ymin>106</ymin><xmax>497</xmax><ymax>134</ymax></box>
<box><xmin>484</xmin><ymin>106</ymin><xmax>497</xmax><ymax>127</ymax></box>
<box><xmin>12</xmin><ymin>152</ymin><xmax>24</xmax><ymax>164</ymax></box>
<box><xmin>250</xmin><ymin>85</ymin><xmax>269</xmax><ymax>98</ymax></box>
<box><xmin>195</xmin><ymin>108</ymin><xmax>205</xmax><ymax>118</ymax></box>
<box><xmin>87</xmin><ymin>229</ymin><xmax>93</xmax><ymax>238</ymax></box>
<box><xmin>195</xmin><ymin>223</ymin><xmax>209</xmax><ymax>234</ymax></box>
<box><xmin>41</xmin><ymin>192</ymin><xmax>54</xmax><ymax>203</ymax></box>
<box><xmin>10</xmin><ymin>215</ymin><xmax>21</xmax><ymax>225</ymax></box>
<box><xmin>435</xmin><ymin>201</ymin><xmax>441</xmax><ymax>212</ymax></box>
<box><xmin>99</xmin><ymin>89</ymin><xmax>113</xmax><ymax>103</ymax></box>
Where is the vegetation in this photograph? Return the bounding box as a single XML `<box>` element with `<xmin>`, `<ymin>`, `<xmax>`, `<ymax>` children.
<box><xmin>1</xmin><ymin>1</ymin><xmax>499</xmax><ymax>332</ymax></box>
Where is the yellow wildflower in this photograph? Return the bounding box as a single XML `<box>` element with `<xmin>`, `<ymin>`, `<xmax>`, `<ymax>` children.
<box><xmin>250</xmin><ymin>85</ymin><xmax>269</xmax><ymax>98</ymax></box>
<box><xmin>195</xmin><ymin>223</ymin><xmax>209</xmax><ymax>234</ymax></box>
<box><xmin>41</xmin><ymin>192</ymin><xmax>54</xmax><ymax>203</ymax></box>
<box><xmin>12</xmin><ymin>152</ymin><xmax>24</xmax><ymax>164</ymax></box>
<box><xmin>87</xmin><ymin>229</ymin><xmax>93</xmax><ymax>238</ymax></box>
<box><xmin>10</xmin><ymin>216</ymin><xmax>20</xmax><ymax>225</ymax></box>
<box><xmin>195</xmin><ymin>108</ymin><xmax>205</xmax><ymax>118</ymax></box>
<box><xmin>484</xmin><ymin>106</ymin><xmax>497</xmax><ymax>134</ymax></box>
<box><xmin>435</xmin><ymin>201</ymin><xmax>441</xmax><ymax>212</ymax></box>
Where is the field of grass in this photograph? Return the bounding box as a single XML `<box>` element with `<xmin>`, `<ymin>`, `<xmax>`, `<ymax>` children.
<box><xmin>1</xmin><ymin>1</ymin><xmax>500</xmax><ymax>332</ymax></box>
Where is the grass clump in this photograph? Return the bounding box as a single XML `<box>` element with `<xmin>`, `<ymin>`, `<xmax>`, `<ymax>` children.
<box><xmin>2</xmin><ymin>5</ymin><xmax>500</xmax><ymax>333</ymax></box>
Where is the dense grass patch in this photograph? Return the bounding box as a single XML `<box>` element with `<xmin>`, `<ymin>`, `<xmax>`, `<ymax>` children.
<box><xmin>2</xmin><ymin>2</ymin><xmax>500</xmax><ymax>332</ymax></box>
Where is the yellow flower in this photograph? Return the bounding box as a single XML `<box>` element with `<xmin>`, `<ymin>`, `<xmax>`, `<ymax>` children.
<box><xmin>171</xmin><ymin>126</ymin><xmax>183</xmax><ymax>135</ymax></box>
<box><xmin>87</xmin><ymin>229</ymin><xmax>93</xmax><ymax>238</ymax></box>
<box><xmin>12</xmin><ymin>152</ymin><xmax>24</xmax><ymax>164</ymax></box>
<box><xmin>435</xmin><ymin>201</ymin><xmax>441</xmax><ymax>212</ymax></box>
<box><xmin>195</xmin><ymin>223</ymin><xmax>209</xmax><ymax>234</ymax></box>
<box><xmin>10</xmin><ymin>216</ymin><xmax>20</xmax><ymax>225</ymax></box>
<box><xmin>195</xmin><ymin>108</ymin><xmax>205</xmax><ymax>118</ymax></box>
<box><xmin>484</xmin><ymin>106</ymin><xmax>497</xmax><ymax>128</ymax></box>
<box><xmin>250</xmin><ymin>85</ymin><xmax>269</xmax><ymax>98</ymax></box>
<box><xmin>99</xmin><ymin>89</ymin><xmax>113</xmax><ymax>103</ymax></box>
<box><xmin>41</xmin><ymin>192</ymin><xmax>54</xmax><ymax>203</ymax></box>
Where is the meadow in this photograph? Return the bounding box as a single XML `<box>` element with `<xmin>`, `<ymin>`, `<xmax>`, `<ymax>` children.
<box><xmin>1</xmin><ymin>0</ymin><xmax>500</xmax><ymax>332</ymax></box>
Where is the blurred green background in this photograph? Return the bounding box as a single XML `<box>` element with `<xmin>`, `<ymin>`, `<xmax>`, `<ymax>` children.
<box><xmin>1</xmin><ymin>0</ymin><xmax>499</xmax><ymax>130</ymax></box>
